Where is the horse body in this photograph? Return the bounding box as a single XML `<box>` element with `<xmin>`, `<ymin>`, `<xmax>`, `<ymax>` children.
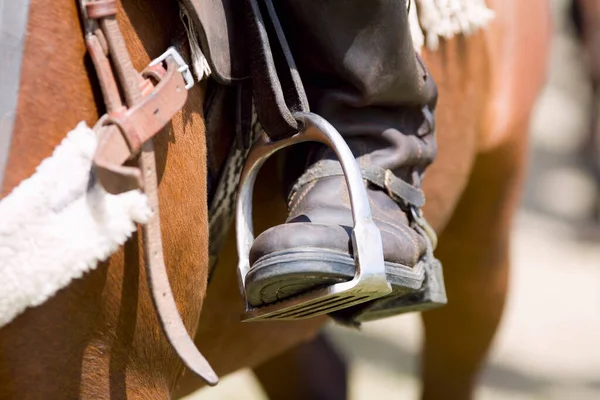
<box><xmin>0</xmin><ymin>0</ymin><xmax>550</xmax><ymax>399</ymax></box>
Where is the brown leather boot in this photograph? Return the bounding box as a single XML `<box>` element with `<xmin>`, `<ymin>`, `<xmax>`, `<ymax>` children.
<box><xmin>245</xmin><ymin>0</ymin><xmax>446</xmax><ymax>322</ymax></box>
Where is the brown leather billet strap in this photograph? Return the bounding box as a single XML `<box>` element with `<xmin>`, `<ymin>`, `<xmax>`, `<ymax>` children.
<box><xmin>86</xmin><ymin>34</ymin><xmax>123</xmax><ymax>113</ymax></box>
<box><xmin>138</xmin><ymin>135</ymin><xmax>218</xmax><ymax>384</ymax></box>
<box><xmin>86</xmin><ymin>0</ymin><xmax>118</xmax><ymax>19</ymax></box>
<box><xmin>78</xmin><ymin>0</ymin><xmax>218</xmax><ymax>385</ymax></box>
<box><xmin>93</xmin><ymin>124</ymin><xmax>142</xmax><ymax>194</ymax></box>
<box><xmin>92</xmin><ymin>60</ymin><xmax>187</xmax><ymax>194</ymax></box>
<box><xmin>101</xmin><ymin>61</ymin><xmax>188</xmax><ymax>164</ymax></box>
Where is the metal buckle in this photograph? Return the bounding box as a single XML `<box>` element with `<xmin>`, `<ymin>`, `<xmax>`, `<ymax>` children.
<box><xmin>236</xmin><ymin>112</ymin><xmax>392</xmax><ymax>322</ymax></box>
<box><xmin>149</xmin><ymin>47</ymin><xmax>194</xmax><ymax>90</ymax></box>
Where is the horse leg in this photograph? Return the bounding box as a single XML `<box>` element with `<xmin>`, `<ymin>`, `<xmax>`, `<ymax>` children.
<box><xmin>420</xmin><ymin>122</ymin><xmax>528</xmax><ymax>400</ymax></box>
<box><xmin>253</xmin><ymin>333</ymin><xmax>348</xmax><ymax>400</ymax></box>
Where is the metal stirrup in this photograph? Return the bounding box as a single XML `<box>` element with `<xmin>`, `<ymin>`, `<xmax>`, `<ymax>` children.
<box><xmin>236</xmin><ymin>112</ymin><xmax>392</xmax><ymax>321</ymax></box>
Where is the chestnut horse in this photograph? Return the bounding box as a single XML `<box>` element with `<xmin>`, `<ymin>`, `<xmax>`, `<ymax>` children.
<box><xmin>0</xmin><ymin>1</ymin><xmax>550</xmax><ymax>400</ymax></box>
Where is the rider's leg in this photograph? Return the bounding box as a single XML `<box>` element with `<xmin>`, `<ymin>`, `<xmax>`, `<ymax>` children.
<box><xmin>253</xmin><ymin>333</ymin><xmax>348</xmax><ymax>400</ymax></box>
<box><xmin>246</xmin><ymin>0</ymin><xmax>443</xmax><ymax>317</ymax></box>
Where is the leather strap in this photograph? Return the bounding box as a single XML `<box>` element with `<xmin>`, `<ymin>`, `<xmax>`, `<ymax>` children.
<box><xmin>91</xmin><ymin>60</ymin><xmax>189</xmax><ymax>194</ymax></box>
<box><xmin>243</xmin><ymin>0</ymin><xmax>309</xmax><ymax>141</ymax></box>
<box><xmin>85</xmin><ymin>0</ymin><xmax>117</xmax><ymax>19</ymax></box>
<box><xmin>79</xmin><ymin>0</ymin><xmax>218</xmax><ymax>385</ymax></box>
<box><xmin>179</xmin><ymin>0</ymin><xmax>309</xmax><ymax>143</ymax></box>
<box><xmin>102</xmin><ymin>63</ymin><xmax>188</xmax><ymax>157</ymax></box>
<box><xmin>86</xmin><ymin>33</ymin><xmax>123</xmax><ymax>112</ymax></box>
<box><xmin>290</xmin><ymin>159</ymin><xmax>426</xmax><ymax>208</ymax></box>
<box><xmin>0</xmin><ymin>0</ymin><xmax>31</xmax><ymax>191</ymax></box>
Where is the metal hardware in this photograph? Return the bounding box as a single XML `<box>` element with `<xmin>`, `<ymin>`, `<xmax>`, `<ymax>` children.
<box><xmin>236</xmin><ymin>112</ymin><xmax>392</xmax><ymax>321</ymax></box>
<box><xmin>149</xmin><ymin>47</ymin><xmax>194</xmax><ymax>90</ymax></box>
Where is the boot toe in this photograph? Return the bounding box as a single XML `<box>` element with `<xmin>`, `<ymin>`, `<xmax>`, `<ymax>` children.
<box><xmin>246</xmin><ymin>217</ymin><xmax>427</xmax><ymax>306</ymax></box>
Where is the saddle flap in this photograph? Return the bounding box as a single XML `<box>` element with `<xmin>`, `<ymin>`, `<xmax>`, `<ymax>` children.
<box><xmin>180</xmin><ymin>0</ymin><xmax>250</xmax><ymax>84</ymax></box>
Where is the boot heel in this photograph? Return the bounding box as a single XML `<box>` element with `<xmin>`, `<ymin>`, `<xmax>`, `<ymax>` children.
<box><xmin>331</xmin><ymin>231</ymin><xmax>447</xmax><ymax>324</ymax></box>
<box><xmin>346</xmin><ymin>257</ymin><xmax>447</xmax><ymax>323</ymax></box>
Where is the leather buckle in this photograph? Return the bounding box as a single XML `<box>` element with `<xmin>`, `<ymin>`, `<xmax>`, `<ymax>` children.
<box><xmin>92</xmin><ymin>57</ymin><xmax>189</xmax><ymax>194</ymax></box>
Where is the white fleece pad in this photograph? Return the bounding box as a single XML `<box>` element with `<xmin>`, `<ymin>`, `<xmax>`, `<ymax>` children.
<box><xmin>0</xmin><ymin>122</ymin><xmax>151</xmax><ymax>328</ymax></box>
<box><xmin>181</xmin><ymin>0</ymin><xmax>494</xmax><ymax>81</ymax></box>
<box><xmin>413</xmin><ymin>0</ymin><xmax>495</xmax><ymax>51</ymax></box>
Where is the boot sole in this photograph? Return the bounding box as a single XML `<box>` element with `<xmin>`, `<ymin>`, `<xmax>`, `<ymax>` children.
<box><xmin>245</xmin><ymin>248</ymin><xmax>425</xmax><ymax>307</ymax></box>
<box><xmin>332</xmin><ymin>257</ymin><xmax>448</xmax><ymax>323</ymax></box>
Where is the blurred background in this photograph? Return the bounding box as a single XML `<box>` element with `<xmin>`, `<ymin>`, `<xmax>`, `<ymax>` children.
<box><xmin>190</xmin><ymin>0</ymin><xmax>600</xmax><ymax>398</ymax></box>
